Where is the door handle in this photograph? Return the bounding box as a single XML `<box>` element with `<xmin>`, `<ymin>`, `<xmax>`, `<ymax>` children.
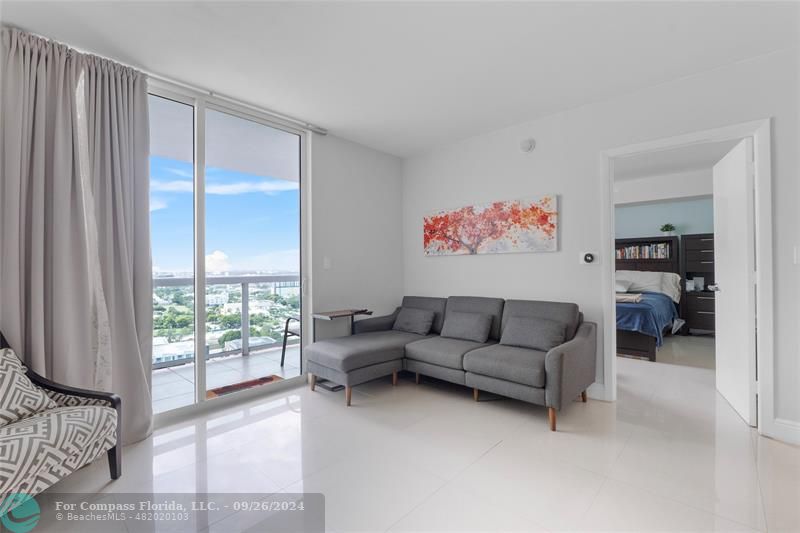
<box><xmin>708</xmin><ymin>284</ymin><xmax>720</xmax><ymax>292</ymax></box>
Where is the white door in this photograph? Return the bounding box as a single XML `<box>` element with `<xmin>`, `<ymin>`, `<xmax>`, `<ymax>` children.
<box><xmin>712</xmin><ymin>138</ymin><xmax>757</xmax><ymax>426</ymax></box>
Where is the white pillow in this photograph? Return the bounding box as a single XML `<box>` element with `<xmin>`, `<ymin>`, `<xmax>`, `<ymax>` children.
<box><xmin>615</xmin><ymin>280</ymin><xmax>632</xmax><ymax>293</ymax></box>
<box><xmin>660</xmin><ymin>272</ymin><xmax>682</xmax><ymax>303</ymax></box>
<box><xmin>616</xmin><ymin>270</ymin><xmax>682</xmax><ymax>303</ymax></box>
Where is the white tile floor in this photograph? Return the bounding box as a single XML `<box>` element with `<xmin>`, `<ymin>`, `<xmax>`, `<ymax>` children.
<box><xmin>152</xmin><ymin>345</ymin><xmax>301</xmax><ymax>413</ymax></box>
<box><xmin>47</xmin><ymin>354</ymin><xmax>799</xmax><ymax>532</ymax></box>
<box><xmin>653</xmin><ymin>334</ymin><xmax>716</xmax><ymax>369</ymax></box>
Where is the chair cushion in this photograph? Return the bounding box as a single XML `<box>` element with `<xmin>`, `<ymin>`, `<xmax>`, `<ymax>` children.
<box><xmin>0</xmin><ymin>348</ymin><xmax>56</xmax><ymax>428</ymax></box>
<box><xmin>501</xmin><ymin>300</ymin><xmax>581</xmax><ymax>340</ymax></box>
<box><xmin>500</xmin><ymin>316</ymin><xmax>566</xmax><ymax>352</ymax></box>
<box><xmin>464</xmin><ymin>344</ymin><xmax>547</xmax><ymax>388</ymax></box>
<box><xmin>393</xmin><ymin>307</ymin><xmax>436</xmax><ymax>336</ymax></box>
<box><xmin>445</xmin><ymin>296</ymin><xmax>505</xmax><ymax>340</ymax></box>
<box><xmin>405</xmin><ymin>336</ymin><xmax>490</xmax><ymax>370</ymax></box>
<box><xmin>440</xmin><ymin>311</ymin><xmax>493</xmax><ymax>343</ymax></box>
<box><xmin>305</xmin><ymin>330</ymin><xmax>425</xmax><ymax>372</ymax></box>
<box><xmin>0</xmin><ymin>405</ymin><xmax>117</xmax><ymax>495</ymax></box>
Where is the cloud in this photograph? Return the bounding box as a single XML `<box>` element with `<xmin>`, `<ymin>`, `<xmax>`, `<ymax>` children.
<box><xmin>166</xmin><ymin>167</ymin><xmax>193</xmax><ymax>178</ymax></box>
<box><xmin>151</xmin><ymin>179</ymin><xmax>298</xmax><ymax>195</ymax></box>
<box><xmin>206</xmin><ymin>181</ymin><xmax>298</xmax><ymax>195</ymax></box>
<box><xmin>205</xmin><ymin>250</ymin><xmax>231</xmax><ymax>273</ymax></box>
<box><xmin>150</xmin><ymin>198</ymin><xmax>168</xmax><ymax>212</ymax></box>
<box><xmin>151</xmin><ymin>180</ymin><xmax>194</xmax><ymax>193</ymax></box>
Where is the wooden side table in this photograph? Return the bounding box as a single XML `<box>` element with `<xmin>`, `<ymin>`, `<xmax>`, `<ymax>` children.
<box><xmin>311</xmin><ymin>308</ymin><xmax>373</xmax><ymax>342</ymax></box>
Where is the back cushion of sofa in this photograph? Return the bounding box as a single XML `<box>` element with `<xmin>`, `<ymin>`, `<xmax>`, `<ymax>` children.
<box><xmin>445</xmin><ymin>296</ymin><xmax>505</xmax><ymax>340</ymax></box>
<box><xmin>440</xmin><ymin>311</ymin><xmax>493</xmax><ymax>343</ymax></box>
<box><xmin>401</xmin><ymin>296</ymin><xmax>448</xmax><ymax>334</ymax></box>
<box><xmin>501</xmin><ymin>300</ymin><xmax>580</xmax><ymax>340</ymax></box>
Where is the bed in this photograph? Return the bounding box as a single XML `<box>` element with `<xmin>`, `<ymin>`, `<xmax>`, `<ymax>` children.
<box><xmin>616</xmin><ymin>291</ymin><xmax>679</xmax><ymax>361</ymax></box>
<box><xmin>615</xmin><ymin>236</ymin><xmax>683</xmax><ymax>362</ymax></box>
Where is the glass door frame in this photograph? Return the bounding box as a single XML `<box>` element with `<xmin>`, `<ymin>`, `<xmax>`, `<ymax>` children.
<box><xmin>149</xmin><ymin>79</ymin><xmax>310</xmax><ymax>423</ymax></box>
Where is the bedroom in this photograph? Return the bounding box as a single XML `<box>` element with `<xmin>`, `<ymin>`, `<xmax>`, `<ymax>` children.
<box><xmin>610</xmin><ymin>133</ymin><xmax>763</xmax><ymax>427</ymax></box>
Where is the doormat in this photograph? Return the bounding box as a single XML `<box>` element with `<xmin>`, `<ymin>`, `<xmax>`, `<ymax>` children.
<box><xmin>206</xmin><ymin>375</ymin><xmax>283</xmax><ymax>398</ymax></box>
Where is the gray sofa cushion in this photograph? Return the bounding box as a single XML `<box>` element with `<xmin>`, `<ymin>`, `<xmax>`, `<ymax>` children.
<box><xmin>402</xmin><ymin>296</ymin><xmax>448</xmax><ymax>334</ymax></box>
<box><xmin>393</xmin><ymin>307</ymin><xmax>436</xmax><ymax>336</ymax></box>
<box><xmin>440</xmin><ymin>311</ymin><xmax>493</xmax><ymax>343</ymax></box>
<box><xmin>463</xmin><ymin>344</ymin><xmax>547</xmax><ymax>388</ymax></box>
<box><xmin>500</xmin><ymin>316</ymin><xmax>566</xmax><ymax>352</ymax></box>
<box><xmin>501</xmin><ymin>299</ymin><xmax>581</xmax><ymax>340</ymax></box>
<box><xmin>445</xmin><ymin>296</ymin><xmax>505</xmax><ymax>340</ymax></box>
<box><xmin>306</xmin><ymin>330</ymin><xmax>425</xmax><ymax>372</ymax></box>
<box><xmin>404</xmin><ymin>336</ymin><xmax>490</xmax><ymax>369</ymax></box>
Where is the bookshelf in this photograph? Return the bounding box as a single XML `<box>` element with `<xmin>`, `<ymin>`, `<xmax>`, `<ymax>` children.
<box><xmin>615</xmin><ymin>236</ymin><xmax>679</xmax><ymax>273</ymax></box>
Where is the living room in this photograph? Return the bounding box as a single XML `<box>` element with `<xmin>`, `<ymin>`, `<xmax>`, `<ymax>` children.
<box><xmin>1</xmin><ymin>2</ymin><xmax>799</xmax><ymax>532</ymax></box>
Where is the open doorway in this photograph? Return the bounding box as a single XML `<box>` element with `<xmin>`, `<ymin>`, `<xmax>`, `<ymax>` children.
<box><xmin>613</xmin><ymin>139</ymin><xmax>737</xmax><ymax>370</ymax></box>
<box><xmin>600</xmin><ymin>120</ymin><xmax>774</xmax><ymax>431</ymax></box>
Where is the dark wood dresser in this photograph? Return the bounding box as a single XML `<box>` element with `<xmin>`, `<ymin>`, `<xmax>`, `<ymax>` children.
<box><xmin>680</xmin><ymin>233</ymin><xmax>716</xmax><ymax>334</ymax></box>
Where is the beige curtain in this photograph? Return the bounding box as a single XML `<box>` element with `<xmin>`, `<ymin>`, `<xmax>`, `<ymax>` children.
<box><xmin>0</xmin><ymin>27</ymin><xmax>152</xmax><ymax>444</ymax></box>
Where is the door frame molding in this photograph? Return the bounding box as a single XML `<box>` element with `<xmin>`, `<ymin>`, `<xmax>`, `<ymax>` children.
<box><xmin>598</xmin><ymin>119</ymin><xmax>782</xmax><ymax>439</ymax></box>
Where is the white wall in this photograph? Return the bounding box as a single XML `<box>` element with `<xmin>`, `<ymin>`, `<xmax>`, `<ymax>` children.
<box><xmin>401</xmin><ymin>48</ymin><xmax>799</xmax><ymax>433</ymax></box>
<box><xmin>311</xmin><ymin>134</ymin><xmax>404</xmax><ymax>339</ymax></box>
<box><xmin>614</xmin><ymin>169</ymin><xmax>712</xmax><ymax>205</ymax></box>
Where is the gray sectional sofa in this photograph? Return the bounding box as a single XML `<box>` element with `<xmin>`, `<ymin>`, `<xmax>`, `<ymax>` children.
<box><xmin>305</xmin><ymin>296</ymin><xmax>597</xmax><ymax>430</ymax></box>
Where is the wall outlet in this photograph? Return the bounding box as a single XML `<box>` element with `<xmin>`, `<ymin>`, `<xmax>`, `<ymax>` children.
<box><xmin>580</xmin><ymin>252</ymin><xmax>598</xmax><ymax>265</ymax></box>
<box><xmin>323</xmin><ymin>256</ymin><xmax>332</xmax><ymax>270</ymax></box>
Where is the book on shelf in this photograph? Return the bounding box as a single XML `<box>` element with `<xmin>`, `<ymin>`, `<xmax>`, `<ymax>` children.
<box><xmin>615</xmin><ymin>243</ymin><xmax>670</xmax><ymax>260</ymax></box>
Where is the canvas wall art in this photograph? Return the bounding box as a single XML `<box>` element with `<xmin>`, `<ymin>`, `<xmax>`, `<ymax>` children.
<box><xmin>423</xmin><ymin>196</ymin><xmax>558</xmax><ymax>256</ymax></box>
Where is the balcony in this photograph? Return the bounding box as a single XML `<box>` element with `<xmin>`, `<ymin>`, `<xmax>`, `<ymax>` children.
<box><xmin>153</xmin><ymin>275</ymin><xmax>302</xmax><ymax>414</ymax></box>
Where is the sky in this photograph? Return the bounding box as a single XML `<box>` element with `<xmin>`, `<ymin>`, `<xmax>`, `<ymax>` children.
<box><xmin>150</xmin><ymin>155</ymin><xmax>300</xmax><ymax>274</ymax></box>
<box><xmin>148</xmin><ymin>94</ymin><xmax>301</xmax><ymax>275</ymax></box>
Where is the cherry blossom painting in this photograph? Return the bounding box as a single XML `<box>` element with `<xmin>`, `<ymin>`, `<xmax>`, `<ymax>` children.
<box><xmin>423</xmin><ymin>196</ymin><xmax>558</xmax><ymax>256</ymax></box>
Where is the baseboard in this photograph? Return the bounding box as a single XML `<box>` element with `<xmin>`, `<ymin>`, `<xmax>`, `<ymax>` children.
<box><xmin>762</xmin><ymin>417</ymin><xmax>800</xmax><ymax>445</ymax></box>
<box><xmin>587</xmin><ymin>382</ymin><xmax>611</xmax><ymax>402</ymax></box>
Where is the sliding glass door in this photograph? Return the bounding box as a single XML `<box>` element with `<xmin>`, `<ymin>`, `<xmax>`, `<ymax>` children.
<box><xmin>203</xmin><ymin>108</ymin><xmax>302</xmax><ymax>399</ymax></box>
<box><xmin>150</xmin><ymin>94</ymin><xmax>197</xmax><ymax>413</ymax></box>
<box><xmin>149</xmin><ymin>89</ymin><xmax>304</xmax><ymax>414</ymax></box>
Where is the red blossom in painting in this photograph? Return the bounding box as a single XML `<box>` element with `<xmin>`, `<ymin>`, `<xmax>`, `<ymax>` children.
<box><xmin>423</xmin><ymin>199</ymin><xmax>556</xmax><ymax>255</ymax></box>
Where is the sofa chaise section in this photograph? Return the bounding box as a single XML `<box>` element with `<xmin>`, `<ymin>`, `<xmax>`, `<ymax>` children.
<box><xmin>306</xmin><ymin>296</ymin><xmax>446</xmax><ymax>405</ymax></box>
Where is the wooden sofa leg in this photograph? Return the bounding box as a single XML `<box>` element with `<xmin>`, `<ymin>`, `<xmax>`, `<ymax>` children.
<box><xmin>548</xmin><ymin>407</ymin><xmax>557</xmax><ymax>432</ymax></box>
<box><xmin>345</xmin><ymin>386</ymin><xmax>352</xmax><ymax>406</ymax></box>
<box><xmin>415</xmin><ymin>372</ymin><xmax>420</xmax><ymax>385</ymax></box>
<box><xmin>107</xmin><ymin>445</ymin><xmax>121</xmax><ymax>480</ymax></box>
<box><xmin>310</xmin><ymin>374</ymin><xmax>317</xmax><ymax>391</ymax></box>
<box><xmin>473</xmin><ymin>388</ymin><xmax>479</xmax><ymax>401</ymax></box>
<box><xmin>392</xmin><ymin>370</ymin><xmax>398</xmax><ymax>386</ymax></box>
<box><xmin>581</xmin><ymin>390</ymin><xmax>587</xmax><ymax>403</ymax></box>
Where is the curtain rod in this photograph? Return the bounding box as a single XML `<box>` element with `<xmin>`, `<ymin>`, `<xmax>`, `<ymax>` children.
<box><xmin>146</xmin><ymin>72</ymin><xmax>328</xmax><ymax>136</ymax></box>
<box><xmin>2</xmin><ymin>24</ymin><xmax>328</xmax><ymax>136</ymax></box>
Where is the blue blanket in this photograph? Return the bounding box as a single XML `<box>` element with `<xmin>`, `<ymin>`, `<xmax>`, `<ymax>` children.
<box><xmin>616</xmin><ymin>292</ymin><xmax>678</xmax><ymax>347</ymax></box>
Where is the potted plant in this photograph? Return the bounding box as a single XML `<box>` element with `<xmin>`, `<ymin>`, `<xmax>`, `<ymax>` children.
<box><xmin>660</xmin><ymin>223</ymin><xmax>676</xmax><ymax>236</ymax></box>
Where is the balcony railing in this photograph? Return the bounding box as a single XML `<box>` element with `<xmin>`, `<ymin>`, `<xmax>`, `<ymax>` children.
<box><xmin>153</xmin><ymin>274</ymin><xmax>300</xmax><ymax>369</ymax></box>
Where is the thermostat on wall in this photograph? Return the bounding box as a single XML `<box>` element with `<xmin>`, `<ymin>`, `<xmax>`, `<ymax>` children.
<box><xmin>580</xmin><ymin>252</ymin><xmax>598</xmax><ymax>264</ymax></box>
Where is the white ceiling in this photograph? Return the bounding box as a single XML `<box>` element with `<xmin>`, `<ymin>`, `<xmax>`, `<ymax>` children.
<box><xmin>613</xmin><ymin>139</ymin><xmax>740</xmax><ymax>181</ymax></box>
<box><xmin>2</xmin><ymin>2</ymin><xmax>797</xmax><ymax>157</ymax></box>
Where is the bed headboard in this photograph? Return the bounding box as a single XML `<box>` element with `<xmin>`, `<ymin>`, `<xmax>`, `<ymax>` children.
<box><xmin>615</xmin><ymin>236</ymin><xmax>680</xmax><ymax>275</ymax></box>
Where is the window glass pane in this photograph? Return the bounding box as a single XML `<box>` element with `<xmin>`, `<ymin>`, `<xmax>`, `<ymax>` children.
<box><xmin>149</xmin><ymin>94</ymin><xmax>196</xmax><ymax>414</ymax></box>
<box><xmin>204</xmin><ymin>109</ymin><xmax>301</xmax><ymax>399</ymax></box>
